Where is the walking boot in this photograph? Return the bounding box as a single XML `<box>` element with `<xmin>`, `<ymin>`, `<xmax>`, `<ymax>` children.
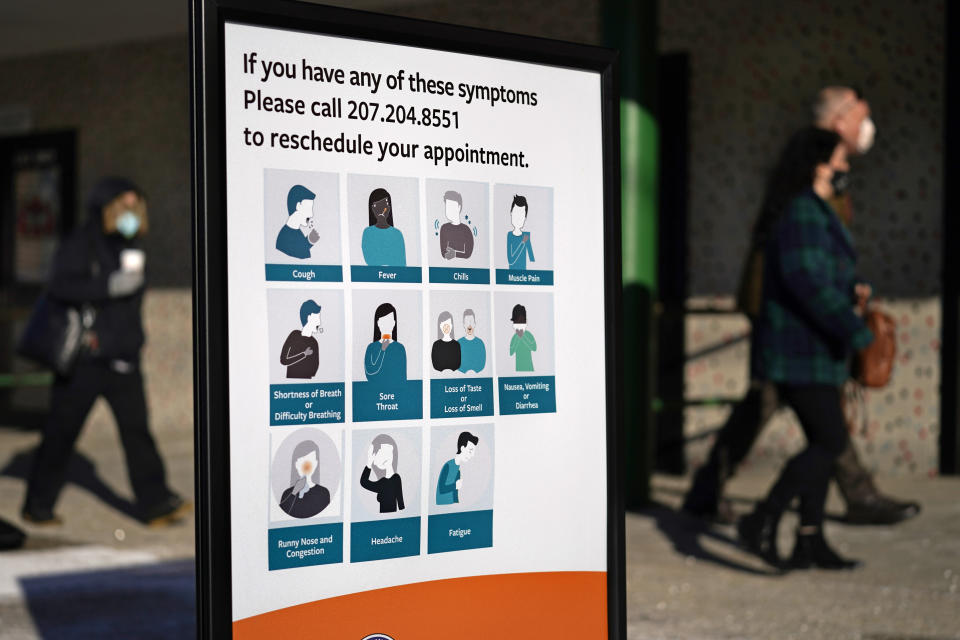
<box><xmin>737</xmin><ymin>506</ymin><xmax>785</xmax><ymax>570</ymax></box>
<box><xmin>789</xmin><ymin>530</ymin><xmax>862</xmax><ymax>570</ymax></box>
<box><xmin>835</xmin><ymin>441</ymin><xmax>921</xmax><ymax>525</ymax></box>
<box><xmin>844</xmin><ymin>494</ymin><xmax>921</xmax><ymax>525</ymax></box>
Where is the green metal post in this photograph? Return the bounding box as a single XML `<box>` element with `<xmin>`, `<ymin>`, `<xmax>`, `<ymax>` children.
<box><xmin>604</xmin><ymin>0</ymin><xmax>659</xmax><ymax>507</ymax></box>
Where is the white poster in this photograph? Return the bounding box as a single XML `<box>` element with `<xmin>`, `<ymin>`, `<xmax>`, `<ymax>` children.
<box><xmin>223</xmin><ymin>20</ymin><xmax>609</xmax><ymax>637</ymax></box>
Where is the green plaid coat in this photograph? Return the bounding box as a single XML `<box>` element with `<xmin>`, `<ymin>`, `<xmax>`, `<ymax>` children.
<box><xmin>753</xmin><ymin>190</ymin><xmax>874</xmax><ymax>386</ymax></box>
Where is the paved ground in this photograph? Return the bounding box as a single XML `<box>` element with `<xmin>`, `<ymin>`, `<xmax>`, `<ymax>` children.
<box><xmin>1</xmin><ymin>415</ymin><xmax>958</xmax><ymax>639</ymax></box>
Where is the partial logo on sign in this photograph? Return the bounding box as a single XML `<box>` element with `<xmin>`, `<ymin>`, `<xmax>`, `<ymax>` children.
<box><xmin>361</xmin><ymin>635</ymin><xmax>395</xmax><ymax>640</ymax></box>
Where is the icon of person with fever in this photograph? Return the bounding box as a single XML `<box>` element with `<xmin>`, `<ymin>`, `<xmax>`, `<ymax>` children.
<box><xmin>361</xmin><ymin>188</ymin><xmax>406</xmax><ymax>266</ymax></box>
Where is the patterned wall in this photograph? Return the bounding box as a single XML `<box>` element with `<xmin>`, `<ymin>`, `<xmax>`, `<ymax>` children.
<box><xmin>659</xmin><ymin>0</ymin><xmax>945</xmax><ymax>476</ymax></box>
<box><xmin>659</xmin><ymin>0</ymin><xmax>944</xmax><ymax>297</ymax></box>
<box><xmin>684</xmin><ymin>297</ymin><xmax>941</xmax><ymax>477</ymax></box>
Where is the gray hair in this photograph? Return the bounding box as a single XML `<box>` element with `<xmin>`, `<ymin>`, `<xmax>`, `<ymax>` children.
<box><xmin>370</xmin><ymin>433</ymin><xmax>399</xmax><ymax>480</ymax></box>
<box><xmin>437</xmin><ymin>310</ymin><xmax>455</xmax><ymax>340</ymax></box>
<box><xmin>812</xmin><ymin>86</ymin><xmax>856</xmax><ymax>127</ymax></box>
<box><xmin>289</xmin><ymin>439</ymin><xmax>321</xmax><ymax>493</ymax></box>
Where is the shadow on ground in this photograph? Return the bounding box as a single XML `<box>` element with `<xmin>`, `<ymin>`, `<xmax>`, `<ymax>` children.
<box><xmin>631</xmin><ymin>500</ymin><xmax>780</xmax><ymax>576</ymax></box>
<box><xmin>1</xmin><ymin>447</ymin><xmax>140</xmax><ymax>520</ymax></box>
<box><xmin>20</xmin><ymin>559</ymin><xmax>195</xmax><ymax>640</ymax></box>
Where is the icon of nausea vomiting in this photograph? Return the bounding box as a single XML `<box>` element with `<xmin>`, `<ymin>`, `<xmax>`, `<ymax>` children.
<box><xmin>508</xmin><ymin>304</ymin><xmax>536</xmax><ymax>372</ymax></box>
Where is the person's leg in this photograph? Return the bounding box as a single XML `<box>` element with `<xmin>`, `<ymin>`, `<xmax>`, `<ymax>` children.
<box><xmin>684</xmin><ymin>381</ymin><xmax>778</xmax><ymax>518</ymax></box>
<box><xmin>23</xmin><ymin>364</ymin><xmax>102</xmax><ymax>520</ymax></box>
<box><xmin>101</xmin><ymin>366</ymin><xmax>174</xmax><ymax>511</ymax></box>
<box><xmin>835</xmin><ymin>438</ymin><xmax>921</xmax><ymax>524</ymax></box>
<box><xmin>765</xmin><ymin>385</ymin><xmax>847</xmax><ymax>524</ymax></box>
<box><xmin>740</xmin><ymin>384</ymin><xmax>855</xmax><ymax>569</ymax></box>
<box><xmin>777</xmin><ymin>385</ymin><xmax>860</xmax><ymax>569</ymax></box>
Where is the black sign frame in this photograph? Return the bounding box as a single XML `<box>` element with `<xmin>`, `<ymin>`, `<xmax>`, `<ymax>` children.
<box><xmin>190</xmin><ymin>1</ymin><xmax>624</xmax><ymax>637</ymax></box>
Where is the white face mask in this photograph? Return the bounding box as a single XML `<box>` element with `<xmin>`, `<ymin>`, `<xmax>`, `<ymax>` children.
<box><xmin>857</xmin><ymin>117</ymin><xmax>876</xmax><ymax>154</ymax></box>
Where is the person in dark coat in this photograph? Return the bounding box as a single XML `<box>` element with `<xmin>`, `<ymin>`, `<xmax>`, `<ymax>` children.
<box><xmin>21</xmin><ymin>177</ymin><xmax>188</xmax><ymax>526</ymax></box>
<box><xmin>683</xmin><ymin>87</ymin><xmax>918</xmax><ymax>527</ymax></box>
<box><xmin>737</xmin><ymin>128</ymin><xmax>873</xmax><ymax>570</ymax></box>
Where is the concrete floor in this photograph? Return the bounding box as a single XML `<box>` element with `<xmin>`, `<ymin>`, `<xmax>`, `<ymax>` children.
<box><xmin>1</xmin><ymin>414</ymin><xmax>958</xmax><ymax>639</ymax></box>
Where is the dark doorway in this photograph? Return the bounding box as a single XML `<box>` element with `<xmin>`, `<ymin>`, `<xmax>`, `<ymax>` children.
<box><xmin>0</xmin><ymin>130</ymin><xmax>77</xmax><ymax>428</ymax></box>
<box><xmin>655</xmin><ymin>53</ymin><xmax>690</xmax><ymax>474</ymax></box>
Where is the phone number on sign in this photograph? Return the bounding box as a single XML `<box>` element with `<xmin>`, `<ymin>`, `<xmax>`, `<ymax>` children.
<box><xmin>347</xmin><ymin>101</ymin><xmax>460</xmax><ymax>129</ymax></box>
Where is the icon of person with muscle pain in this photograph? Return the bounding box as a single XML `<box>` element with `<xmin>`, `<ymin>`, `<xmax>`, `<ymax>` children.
<box><xmin>364</xmin><ymin>303</ymin><xmax>407</xmax><ymax>384</ymax></box>
<box><xmin>279</xmin><ymin>440</ymin><xmax>331</xmax><ymax>518</ymax></box>
<box><xmin>439</xmin><ymin>190</ymin><xmax>474</xmax><ymax>261</ymax></box>
<box><xmin>276</xmin><ymin>185</ymin><xmax>319</xmax><ymax>259</ymax></box>
<box><xmin>431</xmin><ymin>310</ymin><xmax>461</xmax><ymax>372</ymax></box>
<box><xmin>508</xmin><ymin>304</ymin><xmax>536</xmax><ymax>372</ymax></box>
<box><xmin>361</xmin><ymin>187</ymin><xmax>406</xmax><ymax>266</ymax></box>
<box><xmin>280</xmin><ymin>300</ymin><xmax>323</xmax><ymax>379</ymax></box>
<box><xmin>360</xmin><ymin>433</ymin><xmax>404</xmax><ymax>513</ymax></box>
<box><xmin>457</xmin><ymin>308</ymin><xmax>486</xmax><ymax>374</ymax></box>
<box><xmin>436</xmin><ymin>431</ymin><xmax>479</xmax><ymax>505</ymax></box>
<box><xmin>506</xmin><ymin>194</ymin><xmax>534</xmax><ymax>270</ymax></box>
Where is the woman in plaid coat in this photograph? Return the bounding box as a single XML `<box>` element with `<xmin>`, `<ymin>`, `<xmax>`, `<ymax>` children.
<box><xmin>738</xmin><ymin>127</ymin><xmax>874</xmax><ymax>570</ymax></box>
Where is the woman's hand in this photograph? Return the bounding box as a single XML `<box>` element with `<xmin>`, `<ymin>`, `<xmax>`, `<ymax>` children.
<box><xmin>855</xmin><ymin>283</ymin><xmax>872</xmax><ymax>311</ymax></box>
<box><xmin>366</xmin><ymin>444</ymin><xmax>375</xmax><ymax>468</ymax></box>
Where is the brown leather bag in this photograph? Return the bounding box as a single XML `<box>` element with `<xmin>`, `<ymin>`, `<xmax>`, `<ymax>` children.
<box><xmin>854</xmin><ymin>307</ymin><xmax>897</xmax><ymax>388</ymax></box>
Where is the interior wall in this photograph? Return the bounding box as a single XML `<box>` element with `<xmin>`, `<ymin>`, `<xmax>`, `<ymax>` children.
<box><xmin>0</xmin><ymin>37</ymin><xmax>191</xmax><ymax>287</ymax></box>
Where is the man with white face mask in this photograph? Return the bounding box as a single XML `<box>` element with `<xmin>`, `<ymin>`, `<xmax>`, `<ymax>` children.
<box><xmin>685</xmin><ymin>88</ymin><xmax>920</xmax><ymax>526</ymax></box>
<box><xmin>813</xmin><ymin>86</ymin><xmax>876</xmax><ymax>226</ymax></box>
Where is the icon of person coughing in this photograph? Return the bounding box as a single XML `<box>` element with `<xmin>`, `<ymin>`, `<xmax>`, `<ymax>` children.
<box><xmin>276</xmin><ymin>185</ymin><xmax>320</xmax><ymax>259</ymax></box>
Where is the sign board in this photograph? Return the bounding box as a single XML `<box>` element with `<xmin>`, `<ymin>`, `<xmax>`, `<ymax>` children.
<box><xmin>191</xmin><ymin>2</ymin><xmax>623</xmax><ymax>637</ymax></box>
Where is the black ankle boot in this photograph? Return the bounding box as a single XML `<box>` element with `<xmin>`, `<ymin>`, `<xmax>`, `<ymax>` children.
<box><xmin>737</xmin><ymin>507</ymin><xmax>785</xmax><ymax>570</ymax></box>
<box><xmin>789</xmin><ymin>531</ymin><xmax>862</xmax><ymax>570</ymax></box>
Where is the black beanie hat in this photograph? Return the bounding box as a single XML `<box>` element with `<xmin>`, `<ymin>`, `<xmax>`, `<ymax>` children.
<box><xmin>86</xmin><ymin>176</ymin><xmax>142</xmax><ymax>219</ymax></box>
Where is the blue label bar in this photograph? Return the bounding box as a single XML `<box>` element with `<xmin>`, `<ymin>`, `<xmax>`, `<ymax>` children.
<box><xmin>497</xmin><ymin>375</ymin><xmax>556</xmax><ymax>415</ymax></box>
<box><xmin>268</xmin><ymin>523</ymin><xmax>343</xmax><ymax>570</ymax></box>
<box><xmin>350</xmin><ymin>517</ymin><xmax>421</xmax><ymax>562</ymax></box>
<box><xmin>351</xmin><ymin>266</ymin><xmax>422</xmax><ymax>283</ymax></box>
<box><xmin>428</xmin><ymin>267</ymin><xmax>490</xmax><ymax>285</ymax></box>
<box><xmin>494</xmin><ymin>269</ymin><xmax>554</xmax><ymax>286</ymax></box>
<box><xmin>265</xmin><ymin>264</ymin><xmax>343</xmax><ymax>282</ymax></box>
<box><xmin>428</xmin><ymin>510</ymin><xmax>493</xmax><ymax>554</ymax></box>
<box><xmin>430</xmin><ymin>377</ymin><xmax>493</xmax><ymax>419</ymax></box>
<box><xmin>270</xmin><ymin>383</ymin><xmax>345</xmax><ymax>425</ymax></box>
<box><xmin>352</xmin><ymin>380</ymin><xmax>423</xmax><ymax>422</ymax></box>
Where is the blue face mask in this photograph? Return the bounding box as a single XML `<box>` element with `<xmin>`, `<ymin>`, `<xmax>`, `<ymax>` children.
<box><xmin>116</xmin><ymin>211</ymin><xmax>140</xmax><ymax>239</ymax></box>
